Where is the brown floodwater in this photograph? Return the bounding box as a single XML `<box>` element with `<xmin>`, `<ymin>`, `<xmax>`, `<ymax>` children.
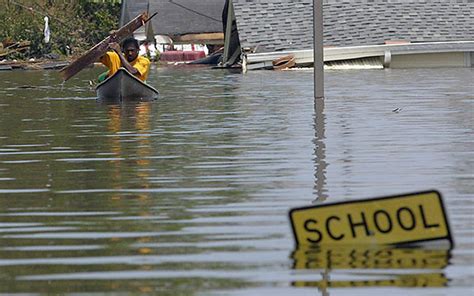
<box><xmin>0</xmin><ymin>65</ymin><xmax>472</xmax><ymax>295</ymax></box>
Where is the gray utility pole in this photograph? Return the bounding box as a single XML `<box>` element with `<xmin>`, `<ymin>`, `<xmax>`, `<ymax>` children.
<box><xmin>314</xmin><ymin>0</ymin><xmax>324</xmax><ymax>99</ymax></box>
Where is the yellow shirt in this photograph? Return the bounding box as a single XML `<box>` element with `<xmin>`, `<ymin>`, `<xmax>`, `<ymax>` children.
<box><xmin>100</xmin><ymin>51</ymin><xmax>150</xmax><ymax>81</ymax></box>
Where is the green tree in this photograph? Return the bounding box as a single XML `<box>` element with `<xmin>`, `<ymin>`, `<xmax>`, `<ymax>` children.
<box><xmin>0</xmin><ymin>0</ymin><xmax>120</xmax><ymax>59</ymax></box>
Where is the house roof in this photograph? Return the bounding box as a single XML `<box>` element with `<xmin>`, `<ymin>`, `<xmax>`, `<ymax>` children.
<box><xmin>121</xmin><ymin>0</ymin><xmax>225</xmax><ymax>36</ymax></box>
<box><xmin>232</xmin><ymin>0</ymin><xmax>474</xmax><ymax>53</ymax></box>
<box><xmin>232</xmin><ymin>0</ymin><xmax>313</xmax><ymax>52</ymax></box>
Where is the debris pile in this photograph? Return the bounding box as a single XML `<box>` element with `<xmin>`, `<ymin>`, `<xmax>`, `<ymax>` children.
<box><xmin>0</xmin><ymin>39</ymin><xmax>68</xmax><ymax>71</ymax></box>
<box><xmin>0</xmin><ymin>40</ymin><xmax>31</xmax><ymax>59</ymax></box>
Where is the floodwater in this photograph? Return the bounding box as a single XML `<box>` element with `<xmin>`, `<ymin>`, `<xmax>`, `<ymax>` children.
<box><xmin>0</xmin><ymin>65</ymin><xmax>472</xmax><ymax>295</ymax></box>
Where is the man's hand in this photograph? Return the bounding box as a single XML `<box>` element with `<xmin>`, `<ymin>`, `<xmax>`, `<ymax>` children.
<box><xmin>108</xmin><ymin>42</ymin><xmax>121</xmax><ymax>53</ymax></box>
<box><xmin>109</xmin><ymin>30</ymin><xmax>118</xmax><ymax>42</ymax></box>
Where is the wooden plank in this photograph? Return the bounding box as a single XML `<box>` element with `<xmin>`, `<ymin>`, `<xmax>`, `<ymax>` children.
<box><xmin>59</xmin><ymin>12</ymin><xmax>149</xmax><ymax>81</ymax></box>
<box><xmin>0</xmin><ymin>65</ymin><xmax>13</xmax><ymax>71</ymax></box>
<box><xmin>41</xmin><ymin>62</ymin><xmax>70</xmax><ymax>70</ymax></box>
<box><xmin>173</xmin><ymin>33</ymin><xmax>224</xmax><ymax>44</ymax></box>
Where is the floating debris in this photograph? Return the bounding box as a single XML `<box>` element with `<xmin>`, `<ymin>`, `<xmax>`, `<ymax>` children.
<box><xmin>0</xmin><ymin>59</ymin><xmax>69</xmax><ymax>71</ymax></box>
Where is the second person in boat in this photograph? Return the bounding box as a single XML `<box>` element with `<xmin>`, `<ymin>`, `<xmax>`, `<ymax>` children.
<box><xmin>98</xmin><ymin>37</ymin><xmax>150</xmax><ymax>83</ymax></box>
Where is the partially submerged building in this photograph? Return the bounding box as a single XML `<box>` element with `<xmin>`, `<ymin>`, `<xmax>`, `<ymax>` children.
<box><xmin>120</xmin><ymin>0</ymin><xmax>474</xmax><ymax>69</ymax></box>
<box><xmin>223</xmin><ymin>0</ymin><xmax>474</xmax><ymax>69</ymax></box>
<box><xmin>120</xmin><ymin>0</ymin><xmax>225</xmax><ymax>47</ymax></box>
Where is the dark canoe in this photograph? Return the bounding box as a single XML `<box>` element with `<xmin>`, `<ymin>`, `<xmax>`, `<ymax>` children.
<box><xmin>96</xmin><ymin>68</ymin><xmax>159</xmax><ymax>102</ymax></box>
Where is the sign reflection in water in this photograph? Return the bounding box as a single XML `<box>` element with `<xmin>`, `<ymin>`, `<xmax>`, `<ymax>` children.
<box><xmin>291</xmin><ymin>246</ymin><xmax>451</xmax><ymax>290</ymax></box>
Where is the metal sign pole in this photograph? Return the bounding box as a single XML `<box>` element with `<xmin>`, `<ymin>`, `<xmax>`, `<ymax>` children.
<box><xmin>314</xmin><ymin>0</ymin><xmax>324</xmax><ymax>99</ymax></box>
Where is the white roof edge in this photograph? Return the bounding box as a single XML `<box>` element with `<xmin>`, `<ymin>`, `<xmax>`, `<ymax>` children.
<box><xmin>246</xmin><ymin>41</ymin><xmax>474</xmax><ymax>63</ymax></box>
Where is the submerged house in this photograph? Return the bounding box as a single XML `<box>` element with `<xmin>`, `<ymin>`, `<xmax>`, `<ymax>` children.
<box><xmin>120</xmin><ymin>0</ymin><xmax>226</xmax><ymax>50</ymax></box>
<box><xmin>120</xmin><ymin>0</ymin><xmax>474</xmax><ymax>68</ymax></box>
<box><xmin>223</xmin><ymin>0</ymin><xmax>474</xmax><ymax>69</ymax></box>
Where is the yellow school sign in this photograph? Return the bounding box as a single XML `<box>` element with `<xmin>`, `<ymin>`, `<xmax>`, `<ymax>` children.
<box><xmin>290</xmin><ymin>191</ymin><xmax>453</xmax><ymax>246</ymax></box>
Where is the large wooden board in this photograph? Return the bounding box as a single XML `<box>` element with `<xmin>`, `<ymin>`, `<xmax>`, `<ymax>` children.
<box><xmin>59</xmin><ymin>12</ymin><xmax>148</xmax><ymax>81</ymax></box>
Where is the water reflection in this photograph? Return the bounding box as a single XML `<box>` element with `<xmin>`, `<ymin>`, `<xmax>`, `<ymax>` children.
<box><xmin>104</xmin><ymin>102</ymin><xmax>153</xmax><ymax>189</ymax></box>
<box><xmin>0</xmin><ymin>67</ymin><xmax>472</xmax><ymax>295</ymax></box>
<box><xmin>292</xmin><ymin>246</ymin><xmax>451</xmax><ymax>292</ymax></box>
<box><xmin>313</xmin><ymin>97</ymin><xmax>328</xmax><ymax>203</ymax></box>
<box><xmin>104</xmin><ymin>102</ymin><xmax>156</xmax><ymax>232</ymax></box>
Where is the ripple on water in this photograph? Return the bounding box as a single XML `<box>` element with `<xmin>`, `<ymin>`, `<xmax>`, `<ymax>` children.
<box><xmin>0</xmin><ymin>68</ymin><xmax>472</xmax><ymax>295</ymax></box>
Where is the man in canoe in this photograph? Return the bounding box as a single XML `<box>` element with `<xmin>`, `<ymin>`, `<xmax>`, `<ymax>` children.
<box><xmin>98</xmin><ymin>37</ymin><xmax>150</xmax><ymax>82</ymax></box>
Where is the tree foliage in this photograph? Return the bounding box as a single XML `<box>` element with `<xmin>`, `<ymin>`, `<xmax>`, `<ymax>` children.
<box><xmin>0</xmin><ymin>0</ymin><xmax>120</xmax><ymax>59</ymax></box>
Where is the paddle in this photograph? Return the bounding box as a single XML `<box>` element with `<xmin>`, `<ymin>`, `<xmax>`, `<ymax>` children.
<box><xmin>59</xmin><ymin>12</ymin><xmax>157</xmax><ymax>81</ymax></box>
